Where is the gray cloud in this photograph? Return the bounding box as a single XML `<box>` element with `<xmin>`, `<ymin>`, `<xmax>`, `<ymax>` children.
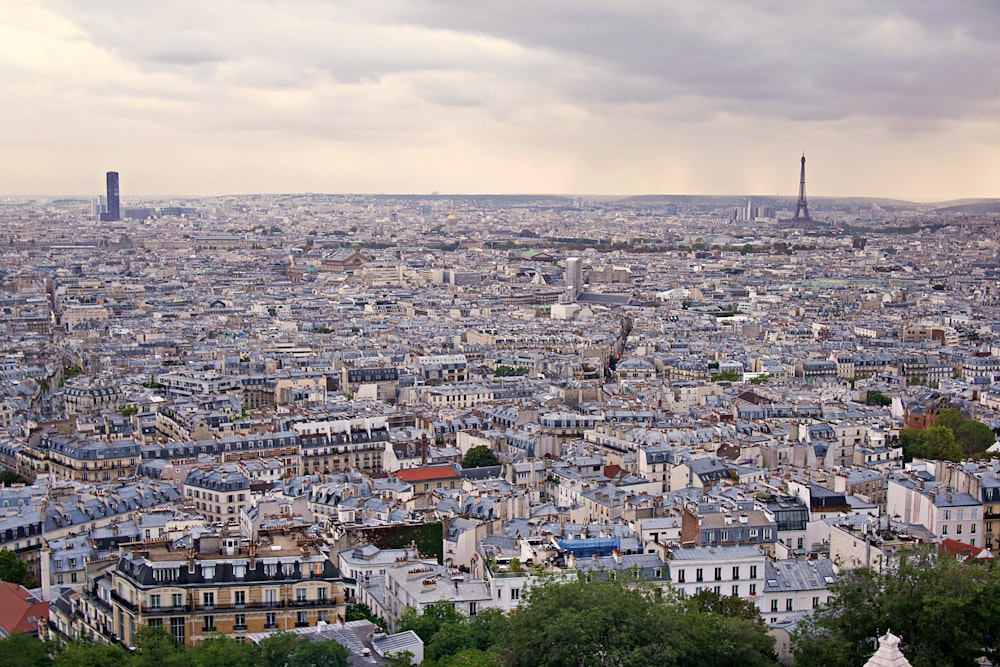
<box><xmin>0</xmin><ymin>0</ymin><xmax>997</xmax><ymax>197</ymax></box>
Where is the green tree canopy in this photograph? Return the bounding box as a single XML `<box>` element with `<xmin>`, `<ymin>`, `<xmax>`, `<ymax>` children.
<box><xmin>0</xmin><ymin>549</ymin><xmax>33</xmax><ymax>587</ymax></box>
<box><xmin>932</xmin><ymin>407</ymin><xmax>965</xmax><ymax>433</ymax></box>
<box><xmin>52</xmin><ymin>638</ymin><xmax>131</xmax><ymax>667</ymax></box>
<box><xmin>0</xmin><ymin>633</ymin><xmax>52</xmax><ymax>667</ymax></box>
<box><xmin>955</xmin><ymin>420</ymin><xmax>996</xmax><ymax>456</ymax></box>
<box><xmin>493</xmin><ymin>578</ymin><xmax>776</xmax><ymax>667</ymax></box>
<box><xmin>461</xmin><ymin>446</ymin><xmax>500</xmax><ymax>469</ymax></box>
<box><xmin>0</xmin><ymin>470</ymin><xmax>27</xmax><ymax>486</ymax></box>
<box><xmin>865</xmin><ymin>390</ymin><xmax>892</xmax><ymax>407</ymax></box>
<box><xmin>793</xmin><ymin>548</ymin><xmax>1000</xmax><ymax>667</ymax></box>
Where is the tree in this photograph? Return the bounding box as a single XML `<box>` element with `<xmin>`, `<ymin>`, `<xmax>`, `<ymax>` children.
<box><xmin>52</xmin><ymin>639</ymin><xmax>130</xmax><ymax>667</ymax></box>
<box><xmin>132</xmin><ymin>626</ymin><xmax>189</xmax><ymax>667</ymax></box>
<box><xmin>955</xmin><ymin>420</ymin><xmax>996</xmax><ymax>457</ymax></box>
<box><xmin>683</xmin><ymin>588</ymin><xmax>765</xmax><ymax>626</ymax></box>
<box><xmin>0</xmin><ymin>549</ymin><xmax>33</xmax><ymax>587</ymax></box>
<box><xmin>189</xmin><ymin>635</ymin><xmax>256</xmax><ymax>667</ymax></box>
<box><xmin>493</xmin><ymin>577</ymin><xmax>776</xmax><ymax>667</ymax></box>
<box><xmin>865</xmin><ymin>390</ymin><xmax>892</xmax><ymax>407</ymax></box>
<box><xmin>0</xmin><ymin>470</ymin><xmax>27</xmax><ymax>486</ymax></box>
<box><xmin>345</xmin><ymin>602</ymin><xmax>387</xmax><ymax>630</ymax></box>
<box><xmin>398</xmin><ymin>601</ymin><xmax>466</xmax><ymax>643</ymax></box>
<box><xmin>0</xmin><ymin>633</ymin><xmax>51</xmax><ymax>667</ymax></box>
<box><xmin>793</xmin><ymin>548</ymin><xmax>1000</xmax><ymax>667</ymax></box>
<box><xmin>710</xmin><ymin>369</ymin><xmax>741</xmax><ymax>383</ymax></box>
<box><xmin>461</xmin><ymin>446</ymin><xmax>499</xmax><ymax>469</ymax></box>
<box><xmin>287</xmin><ymin>640</ymin><xmax>349</xmax><ymax>667</ymax></box>
<box><xmin>923</xmin><ymin>425</ymin><xmax>963</xmax><ymax>462</ymax></box>
<box><xmin>932</xmin><ymin>407</ymin><xmax>965</xmax><ymax>433</ymax></box>
<box><xmin>898</xmin><ymin>429</ymin><xmax>931</xmax><ymax>462</ymax></box>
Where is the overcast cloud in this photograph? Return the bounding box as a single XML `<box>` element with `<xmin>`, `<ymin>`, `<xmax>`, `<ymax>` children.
<box><xmin>1</xmin><ymin>0</ymin><xmax>997</xmax><ymax>199</ymax></box>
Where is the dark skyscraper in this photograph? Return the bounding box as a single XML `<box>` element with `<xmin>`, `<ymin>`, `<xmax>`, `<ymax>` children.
<box><xmin>102</xmin><ymin>171</ymin><xmax>120</xmax><ymax>222</ymax></box>
<box><xmin>793</xmin><ymin>154</ymin><xmax>811</xmax><ymax>221</ymax></box>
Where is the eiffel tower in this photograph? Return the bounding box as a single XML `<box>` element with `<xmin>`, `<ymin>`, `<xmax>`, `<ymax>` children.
<box><xmin>794</xmin><ymin>154</ymin><xmax>811</xmax><ymax>221</ymax></box>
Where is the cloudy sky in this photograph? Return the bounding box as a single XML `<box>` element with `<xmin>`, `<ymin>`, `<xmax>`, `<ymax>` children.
<box><xmin>2</xmin><ymin>1</ymin><xmax>998</xmax><ymax>200</ymax></box>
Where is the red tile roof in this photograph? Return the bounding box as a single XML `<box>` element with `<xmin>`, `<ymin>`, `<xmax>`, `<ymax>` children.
<box><xmin>0</xmin><ymin>581</ymin><xmax>48</xmax><ymax>636</ymax></box>
<box><xmin>939</xmin><ymin>538</ymin><xmax>994</xmax><ymax>562</ymax></box>
<box><xmin>395</xmin><ymin>466</ymin><xmax>460</xmax><ymax>482</ymax></box>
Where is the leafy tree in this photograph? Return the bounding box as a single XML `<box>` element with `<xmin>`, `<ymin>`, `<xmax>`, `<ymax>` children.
<box><xmin>189</xmin><ymin>635</ymin><xmax>256</xmax><ymax>667</ymax></box>
<box><xmin>0</xmin><ymin>549</ymin><xmax>33</xmax><ymax>586</ymax></box>
<box><xmin>52</xmin><ymin>639</ymin><xmax>130</xmax><ymax>667</ymax></box>
<box><xmin>865</xmin><ymin>390</ymin><xmax>892</xmax><ymax>407</ymax></box>
<box><xmin>287</xmin><ymin>640</ymin><xmax>349</xmax><ymax>667</ymax></box>
<box><xmin>132</xmin><ymin>626</ymin><xmax>189</xmax><ymax>667</ymax></box>
<box><xmin>461</xmin><ymin>446</ymin><xmax>499</xmax><ymax>469</ymax></box>
<box><xmin>924</xmin><ymin>425</ymin><xmax>963</xmax><ymax>462</ymax></box>
<box><xmin>0</xmin><ymin>470</ymin><xmax>27</xmax><ymax>486</ymax></box>
<box><xmin>0</xmin><ymin>633</ymin><xmax>51</xmax><ymax>667</ymax></box>
<box><xmin>933</xmin><ymin>408</ymin><xmax>965</xmax><ymax>433</ymax></box>
<box><xmin>398</xmin><ymin>601</ymin><xmax>466</xmax><ymax>643</ymax></box>
<box><xmin>493</xmin><ymin>577</ymin><xmax>776</xmax><ymax>667</ymax></box>
<box><xmin>793</xmin><ymin>548</ymin><xmax>1000</xmax><ymax>667</ymax></box>
<box><xmin>683</xmin><ymin>588</ymin><xmax>765</xmax><ymax>626</ymax></box>
<box><xmin>710</xmin><ymin>369</ymin><xmax>741</xmax><ymax>383</ymax></box>
<box><xmin>435</xmin><ymin>650</ymin><xmax>499</xmax><ymax>667</ymax></box>
<box><xmin>955</xmin><ymin>420</ymin><xmax>996</xmax><ymax>457</ymax></box>
<box><xmin>344</xmin><ymin>603</ymin><xmax>387</xmax><ymax>630</ymax></box>
<box><xmin>256</xmin><ymin>632</ymin><xmax>303</xmax><ymax>667</ymax></box>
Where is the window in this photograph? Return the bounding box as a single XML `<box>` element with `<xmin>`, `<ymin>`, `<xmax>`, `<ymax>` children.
<box><xmin>732</xmin><ymin>566</ymin><xmax>740</xmax><ymax>580</ymax></box>
<box><xmin>786</xmin><ymin>599</ymin><xmax>793</xmax><ymax>611</ymax></box>
<box><xmin>203</xmin><ymin>592</ymin><xmax>214</xmax><ymax>608</ymax></box>
<box><xmin>771</xmin><ymin>600</ymin><xmax>778</xmax><ymax>613</ymax></box>
<box><xmin>317</xmin><ymin>588</ymin><xmax>327</xmax><ymax>601</ymax></box>
<box><xmin>750</xmin><ymin>565</ymin><xmax>757</xmax><ymax>579</ymax></box>
<box><xmin>172</xmin><ymin>593</ymin><xmax>183</xmax><ymax>608</ymax></box>
<box><xmin>265</xmin><ymin>589</ymin><xmax>278</xmax><ymax>605</ymax></box>
<box><xmin>296</xmin><ymin>588</ymin><xmax>307</xmax><ymax>602</ymax></box>
<box><xmin>714</xmin><ymin>567</ymin><xmax>722</xmax><ymax>581</ymax></box>
<box><xmin>265</xmin><ymin>612</ymin><xmax>277</xmax><ymax>629</ymax></box>
<box><xmin>677</xmin><ymin>569</ymin><xmax>685</xmax><ymax>583</ymax></box>
<box><xmin>695</xmin><ymin>568</ymin><xmax>703</xmax><ymax>583</ymax></box>
<box><xmin>203</xmin><ymin>615</ymin><xmax>215</xmax><ymax>631</ymax></box>
<box><xmin>148</xmin><ymin>618</ymin><xmax>163</xmax><ymax>628</ymax></box>
<box><xmin>972</xmin><ymin>524</ymin><xmax>977</xmax><ymax>533</ymax></box>
<box><xmin>234</xmin><ymin>590</ymin><xmax>246</xmax><ymax>607</ymax></box>
<box><xmin>732</xmin><ymin>585</ymin><xmax>739</xmax><ymax>596</ymax></box>
<box><xmin>713</xmin><ymin>585</ymin><xmax>721</xmax><ymax>595</ymax></box>
<box><xmin>943</xmin><ymin>525</ymin><xmax>948</xmax><ymax>535</ymax></box>
<box><xmin>234</xmin><ymin>614</ymin><xmax>246</xmax><ymax>630</ymax></box>
<box><xmin>297</xmin><ymin>611</ymin><xmax>308</xmax><ymax>626</ymax></box>
<box><xmin>511</xmin><ymin>588</ymin><xmax>520</xmax><ymax>600</ymax></box>
<box><xmin>944</xmin><ymin>509</ymin><xmax>952</xmax><ymax>521</ymax></box>
<box><xmin>812</xmin><ymin>596</ymin><xmax>820</xmax><ymax>608</ymax></box>
<box><xmin>149</xmin><ymin>594</ymin><xmax>161</xmax><ymax>609</ymax></box>
<box><xmin>171</xmin><ymin>617</ymin><xmax>185</xmax><ymax>644</ymax></box>
<box><xmin>957</xmin><ymin>525</ymin><xmax>963</xmax><ymax>535</ymax></box>
<box><xmin>749</xmin><ymin>584</ymin><xmax>756</xmax><ymax>596</ymax></box>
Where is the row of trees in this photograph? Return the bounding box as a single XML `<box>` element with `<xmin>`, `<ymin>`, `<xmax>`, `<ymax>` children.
<box><xmin>8</xmin><ymin>549</ymin><xmax>998</xmax><ymax>666</ymax></box>
<box><xmin>0</xmin><ymin>627</ymin><xmax>357</xmax><ymax>667</ymax></box>
<box><xmin>395</xmin><ymin>579</ymin><xmax>778</xmax><ymax>667</ymax></box>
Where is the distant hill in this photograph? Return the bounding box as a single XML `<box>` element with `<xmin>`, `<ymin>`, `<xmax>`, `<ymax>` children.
<box><xmin>930</xmin><ymin>198</ymin><xmax>1000</xmax><ymax>214</ymax></box>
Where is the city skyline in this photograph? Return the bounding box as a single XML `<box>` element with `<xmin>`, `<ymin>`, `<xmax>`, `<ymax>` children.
<box><xmin>2</xmin><ymin>1</ymin><xmax>998</xmax><ymax>200</ymax></box>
